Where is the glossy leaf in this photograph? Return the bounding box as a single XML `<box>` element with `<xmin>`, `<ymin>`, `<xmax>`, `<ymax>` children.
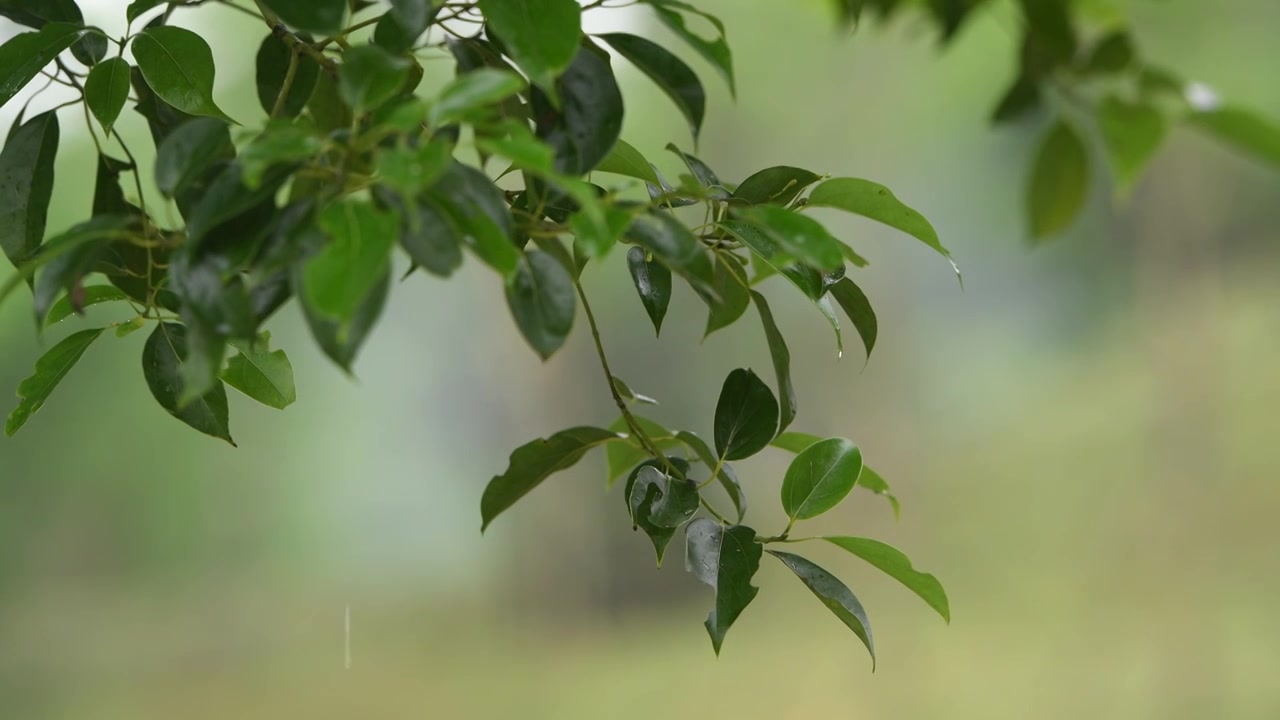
<box><xmin>427</xmin><ymin>161</ymin><xmax>520</xmax><ymax>278</ymax></box>
<box><xmin>142</xmin><ymin>323</ymin><xmax>234</xmax><ymax>444</ymax></box>
<box><xmin>0</xmin><ymin>22</ymin><xmax>84</xmax><ymax>110</ymax></box>
<box><xmin>259</xmin><ymin>0</ymin><xmax>346</xmax><ymax>34</ymax></box>
<box><xmin>596</xmin><ymin>139</ymin><xmax>662</xmax><ymax>187</ymax></box>
<box><xmin>629</xmin><ymin>465</ymin><xmax>699</xmax><ymax>563</ymax></box>
<box><xmin>532</xmin><ymin>43</ymin><xmax>624</xmax><ymax>175</ymax></box>
<box><xmin>743</xmin><ymin>205</ymin><xmax>844</xmax><ymax>272</ymax></box>
<box><xmin>768</xmin><ymin>550</ymin><xmax>874</xmax><ymax>666</ymax></box>
<box><xmin>303</xmin><ymin>201</ymin><xmax>398</xmax><ymax>322</ymax></box>
<box><xmin>154</xmin><ymin>117</ymin><xmax>234</xmax><ymax>199</ymax></box>
<box><xmin>646</xmin><ymin>1</ymin><xmax>735</xmax><ymax>97</ymax></box>
<box><xmin>126</xmin><ymin>0</ymin><xmax>167</xmax><ymax>24</ymax></box>
<box><xmin>478</xmin><ymin>0</ymin><xmax>581</xmax><ymax>95</ymax></box>
<box><xmin>1189</xmin><ymin>106</ymin><xmax>1280</xmax><ymax>170</ymax></box>
<box><xmin>429</xmin><ymin>68</ymin><xmax>525</xmax><ymax>127</ymax></box>
<box><xmin>806</xmin><ymin>177</ymin><xmax>955</xmax><ymax>271</ymax></box>
<box><xmin>781</xmin><ymin>437</ymin><xmax>862</xmax><ymax>520</ymax></box>
<box><xmin>714</xmin><ymin>368</ymin><xmax>779</xmax><ymax>461</ymax></box>
<box><xmin>296</xmin><ymin>267</ymin><xmax>389</xmax><ymax>373</ymax></box>
<box><xmin>1099</xmin><ymin>96</ymin><xmax>1166</xmax><ymax>197</ymax></box>
<box><xmin>5</xmin><ymin>327</ymin><xmax>104</xmax><ymax>436</ymax></box>
<box><xmin>387</xmin><ymin>0</ymin><xmax>436</xmax><ymax>45</ymax></box>
<box><xmin>599</xmin><ymin>32</ymin><xmax>705</xmax><ymax>140</ymax></box>
<box><xmin>480</xmin><ymin>426</ymin><xmax>622</xmax><ymax>531</ymax></box>
<box><xmin>827</xmin><ymin>277</ymin><xmax>877</xmax><ymax>360</ymax></box>
<box><xmin>1027</xmin><ymin>120</ymin><xmax>1089</xmax><ymax>241</ymax></box>
<box><xmin>705</xmin><ymin>252</ymin><xmax>750</xmax><ymax>337</ymax></box>
<box><xmin>84</xmin><ymin>57</ymin><xmax>131</xmax><ymax>135</ymax></box>
<box><xmin>377</xmin><ymin>189</ymin><xmax>463</xmax><ymax>278</ymax></box>
<box><xmin>626</xmin><ymin>246</ymin><xmax>671</xmax><ymax>336</ymax></box>
<box><xmin>685</xmin><ymin>520</ymin><xmax>761</xmax><ymax>654</ymax></box>
<box><xmin>221</xmin><ymin>336</ymin><xmax>297</xmax><ymax>410</ymax></box>
<box><xmin>624</xmin><ymin>212</ymin><xmax>716</xmax><ymax>301</ymax></box>
<box><xmin>0</xmin><ymin>111</ymin><xmax>58</xmax><ymax>269</ymax></box>
<box><xmin>733</xmin><ymin>166</ymin><xmax>821</xmax><ymax>206</ymax></box>
<box><xmin>338</xmin><ymin>44</ymin><xmax>411</xmax><ymax>113</ymax></box>
<box><xmin>822</xmin><ymin>536</ymin><xmax>950</xmax><ymax>622</ymax></box>
<box><xmin>45</xmin><ymin>285</ymin><xmax>128</xmax><ymax>327</ymax></box>
<box><xmin>506</xmin><ymin>250</ymin><xmax>576</xmax><ymax>360</ymax></box>
<box><xmin>772</xmin><ymin>432</ymin><xmax>900</xmax><ymax>517</ymax></box>
<box><xmin>132</xmin><ymin>26</ymin><xmax>235</xmax><ymax>122</ymax></box>
<box><xmin>719</xmin><ymin>220</ymin><xmax>821</xmax><ymax>300</ymax></box>
<box><xmin>666</xmin><ymin>143</ymin><xmax>725</xmax><ymax>196</ymax></box>
<box><xmin>750</xmin><ymin>291</ymin><xmax>796</xmax><ymax>435</ymax></box>
<box><xmin>675</xmin><ymin>430</ymin><xmax>746</xmax><ymax>522</ymax></box>
<box><xmin>255</xmin><ymin>33</ymin><xmax>320</xmax><ymax>118</ymax></box>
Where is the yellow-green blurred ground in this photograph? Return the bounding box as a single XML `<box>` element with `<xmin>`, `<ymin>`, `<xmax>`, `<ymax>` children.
<box><xmin>2</xmin><ymin>1</ymin><xmax>1279</xmax><ymax>717</ymax></box>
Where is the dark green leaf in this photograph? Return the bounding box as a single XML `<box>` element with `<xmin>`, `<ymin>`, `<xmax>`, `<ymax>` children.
<box><xmin>1098</xmin><ymin>96</ymin><xmax>1166</xmax><ymax>197</ymax></box>
<box><xmin>780</xmin><ymin>437</ymin><xmax>862</xmax><ymax>520</ymax></box>
<box><xmin>45</xmin><ymin>285</ymin><xmax>128</xmax><ymax>327</ymax></box>
<box><xmin>506</xmin><ymin>250</ymin><xmax>576</xmax><ymax>360</ymax></box>
<box><xmin>296</xmin><ymin>265</ymin><xmax>389</xmax><ymax>373</ymax></box>
<box><xmin>625</xmin><ymin>245</ymin><xmax>671</xmax><ymax>336</ymax></box>
<box><xmin>154</xmin><ymin>117</ymin><xmax>233</xmax><ymax>199</ymax></box>
<box><xmin>478</xmin><ymin>0</ymin><xmax>581</xmax><ymax>95</ymax></box>
<box><xmin>306</xmin><ymin>70</ymin><xmax>352</xmax><ymax>133</ymax></box>
<box><xmin>606</xmin><ymin>415</ymin><xmax>681</xmax><ymax>485</ymax></box>
<box><xmin>1189</xmin><ymin>106</ymin><xmax>1280</xmax><ymax>170</ymax></box>
<box><xmin>126</xmin><ymin>0</ymin><xmax>168</xmax><ymax>24</ymax></box>
<box><xmin>259</xmin><ymin>0</ymin><xmax>346</xmax><ymax>34</ymax></box>
<box><xmin>166</xmin><ymin>250</ymin><xmax>255</xmax><ymax>405</ymax></box>
<box><xmin>5</xmin><ymin>327</ymin><xmax>104</xmax><ymax>436</ymax></box>
<box><xmin>742</xmin><ymin>205</ymin><xmax>844</xmax><ymax>272</ymax></box>
<box><xmin>429</xmin><ymin>67</ymin><xmax>525</xmax><ymax>126</ymax></box>
<box><xmin>255</xmin><ymin>33</ymin><xmax>321</xmax><ymax>118</ymax></box>
<box><xmin>132</xmin><ymin>26</ymin><xmax>235</xmax><ymax>122</ymax></box>
<box><xmin>1027</xmin><ymin>120</ymin><xmax>1089</xmax><ymax>241</ymax></box>
<box><xmin>84</xmin><ymin>57</ymin><xmax>131</xmax><ymax>135</ymax></box>
<box><xmin>732</xmin><ymin>166</ymin><xmax>822</xmax><ymax>206</ymax></box>
<box><xmin>480</xmin><ymin>426</ymin><xmax>622</xmax><ymax>531</ymax></box>
<box><xmin>303</xmin><ymin>201</ymin><xmax>398</xmax><ymax>322</ymax></box>
<box><xmin>387</xmin><ymin>0</ymin><xmax>436</xmax><ymax>46</ymax></box>
<box><xmin>630</xmin><ymin>465</ymin><xmax>698</xmax><ymax>534</ymax></box>
<box><xmin>1082</xmin><ymin>30</ymin><xmax>1133</xmax><ymax>75</ymax></box>
<box><xmin>768</xmin><ymin>550</ymin><xmax>874</xmax><ymax>666</ymax></box>
<box><xmin>427</xmin><ymin>161</ymin><xmax>520</xmax><ymax>278</ymax></box>
<box><xmin>1</xmin><ymin>215</ymin><xmax>134</xmax><ymax>305</ymax></box>
<box><xmin>646</xmin><ymin>0</ymin><xmax>734</xmax><ymax>97</ymax></box>
<box><xmin>142</xmin><ymin>323</ymin><xmax>234</xmax><ymax>444</ymax></box>
<box><xmin>532</xmin><ymin>43</ymin><xmax>623</xmax><ymax>175</ymax></box>
<box><xmin>0</xmin><ymin>23</ymin><xmax>84</xmax><ymax>110</ymax></box>
<box><xmin>625</xmin><ymin>211</ymin><xmax>716</xmax><ymax>301</ymax></box>
<box><xmin>599</xmin><ymin>32</ymin><xmax>705</xmax><ymax>140</ymax></box>
<box><xmin>806</xmin><ymin>177</ymin><xmax>955</xmax><ymax>272</ymax></box>
<box><xmin>375</xmin><ymin>188</ymin><xmax>463</xmax><ymax>278</ymax></box>
<box><xmin>685</xmin><ymin>520</ymin><xmax>761</xmax><ymax>654</ymax></box>
<box><xmin>666</xmin><ymin>142</ymin><xmax>725</xmax><ymax>196</ymax></box>
<box><xmin>596</xmin><ymin>138</ymin><xmax>662</xmax><ymax>186</ymax></box>
<box><xmin>827</xmin><ymin>277</ymin><xmax>877</xmax><ymax>360</ymax></box>
<box><xmin>822</xmin><ymin>536</ymin><xmax>949</xmax><ymax>622</ymax></box>
<box><xmin>674</xmin><ymin>430</ymin><xmax>746</xmax><ymax>522</ymax></box>
<box><xmin>0</xmin><ymin>111</ymin><xmax>58</xmax><ymax>269</ymax></box>
<box><xmin>32</xmin><ymin>228</ymin><xmax>112</xmax><ymax>322</ymax></box>
<box><xmin>719</xmin><ymin>220</ymin><xmax>821</xmax><ymax>300</ymax></box>
<box><xmin>338</xmin><ymin>44</ymin><xmax>411</xmax><ymax>113</ymax></box>
<box><xmin>750</xmin><ymin>291</ymin><xmax>795</xmax><ymax>435</ymax></box>
<box><xmin>705</xmin><ymin>251</ymin><xmax>749</xmax><ymax>337</ymax></box>
<box><xmin>991</xmin><ymin>73</ymin><xmax>1041</xmax><ymax>125</ymax></box>
<box><xmin>221</xmin><ymin>336</ymin><xmax>297</xmax><ymax>410</ymax></box>
<box><xmin>714</xmin><ymin>368</ymin><xmax>778</xmax><ymax>461</ymax></box>
<box><xmin>240</xmin><ymin>121</ymin><xmax>326</xmax><ymax>189</ymax></box>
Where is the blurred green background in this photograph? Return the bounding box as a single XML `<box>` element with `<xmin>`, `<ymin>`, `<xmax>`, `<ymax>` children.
<box><xmin>3</xmin><ymin>1</ymin><xmax>1279</xmax><ymax>717</ymax></box>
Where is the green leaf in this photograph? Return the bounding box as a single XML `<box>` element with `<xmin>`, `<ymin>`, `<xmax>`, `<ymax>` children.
<box><xmin>598</xmin><ymin>32</ymin><xmax>705</xmax><ymax>141</ymax></box>
<box><xmin>705</xmin><ymin>252</ymin><xmax>750</xmax><ymax>337</ymax></box>
<box><xmin>0</xmin><ymin>111</ymin><xmax>58</xmax><ymax>270</ymax></box>
<box><xmin>1098</xmin><ymin>96</ymin><xmax>1165</xmax><ymax>197</ymax></box>
<box><xmin>606</xmin><ymin>415</ymin><xmax>680</xmax><ymax>485</ymax></box>
<box><xmin>781</xmin><ymin>437</ymin><xmax>862</xmax><ymax>520</ymax></box>
<box><xmin>306</xmin><ymin>69</ymin><xmax>352</xmax><ymax>133</ymax></box>
<box><xmin>375</xmin><ymin>188</ymin><xmax>463</xmax><ymax>278</ymax></box>
<box><xmin>387</xmin><ymin>0</ymin><xmax>436</xmax><ymax>45</ymax></box>
<box><xmin>375</xmin><ymin>139</ymin><xmax>450</xmax><ymax>195</ymax></box>
<box><xmin>481</xmin><ymin>426</ymin><xmax>622</xmax><ymax>531</ymax></box>
<box><xmin>0</xmin><ymin>23</ymin><xmax>84</xmax><ymax>110</ymax></box>
<box><xmin>221</xmin><ymin>336</ymin><xmax>297</xmax><ymax>410</ymax></box>
<box><xmin>629</xmin><ymin>465</ymin><xmax>699</xmax><ymax>562</ymax></box>
<box><xmin>822</xmin><ymin>536</ymin><xmax>949</xmax><ymax>622</ymax></box>
<box><xmin>719</xmin><ymin>220</ymin><xmax>820</xmax><ymax>299</ymax></box>
<box><xmin>1082</xmin><ymin>30</ymin><xmax>1134</xmax><ymax>75</ymax></box>
<box><xmin>742</xmin><ymin>205</ymin><xmax>844</xmax><ymax>272</ymax></box>
<box><xmin>0</xmin><ymin>215</ymin><xmax>134</xmax><ymax>305</ymax></box>
<box><xmin>255</xmin><ymin>33</ymin><xmax>321</xmax><ymax>118</ymax></box>
<box><xmin>304</xmin><ymin>201</ymin><xmax>398</xmax><ymax>322</ymax></box>
<box><xmin>1027</xmin><ymin>120</ymin><xmax>1089</xmax><ymax>241</ymax></box>
<box><xmin>84</xmin><ymin>57</ymin><xmax>131</xmax><ymax>135</ymax></box>
<box><xmin>611</xmin><ymin>376</ymin><xmax>658</xmax><ymax>406</ymax></box>
<box><xmin>153</xmin><ymin>117</ymin><xmax>234</xmax><ymax>200</ymax></box>
<box><xmin>625</xmin><ymin>211</ymin><xmax>716</xmax><ymax>302</ymax></box>
<box><xmin>645</xmin><ymin>1</ymin><xmax>735</xmax><ymax>97</ymax></box>
<box><xmin>259</xmin><ymin>0</ymin><xmax>346</xmax><ymax>34</ymax></box>
<box><xmin>240</xmin><ymin>121</ymin><xmax>325</xmax><ymax>189</ymax></box>
<box><xmin>805</xmin><ymin>177</ymin><xmax>955</xmax><ymax>272</ymax></box>
<box><xmin>429</xmin><ymin>67</ymin><xmax>526</xmax><ymax>127</ymax></box>
<box><xmin>132</xmin><ymin>26</ymin><xmax>235</xmax><ymax>123</ymax></box>
<box><xmin>772</xmin><ymin>433</ymin><xmax>900</xmax><ymax>517</ymax></box>
<box><xmin>733</xmin><ymin>166</ymin><xmax>822</xmax><ymax>206</ymax></box>
<box><xmin>771</xmin><ymin>430</ymin><xmax>822</xmax><ymax>454</ymax></box>
<box><xmin>126</xmin><ymin>0</ymin><xmax>168</xmax><ymax>24</ymax></box>
<box><xmin>626</xmin><ymin>246</ymin><xmax>671</xmax><ymax>336</ymax></box>
<box><xmin>478</xmin><ymin>0</ymin><xmax>581</xmax><ymax>96</ymax></box>
<box><xmin>768</xmin><ymin>550</ymin><xmax>874</xmax><ymax>667</ymax></box>
<box><xmin>596</xmin><ymin>138</ymin><xmax>662</xmax><ymax>187</ymax></box>
<box><xmin>685</xmin><ymin>520</ymin><xmax>761</xmax><ymax>654</ymax></box>
<box><xmin>750</xmin><ymin>291</ymin><xmax>796</xmax><ymax>435</ymax></box>
<box><xmin>32</xmin><ymin>234</ymin><xmax>114</xmax><ymax>323</ymax></box>
<box><xmin>666</xmin><ymin>142</ymin><xmax>725</xmax><ymax>196</ymax></box>
<box><xmin>295</xmin><ymin>266</ymin><xmax>389</xmax><ymax>373</ymax></box>
<box><xmin>827</xmin><ymin>277</ymin><xmax>877</xmax><ymax>360</ymax></box>
<box><xmin>532</xmin><ymin>43</ymin><xmax>623</xmax><ymax>175</ymax></box>
<box><xmin>5</xmin><ymin>327</ymin><xmax>104</xmax><ymax>436</ymax></box>
<box><xmin>338</xmin><ymin>44</ymin><xmax>410</xmax><ymax>113</ymax></box>
<box><xmin>426</xmin><ymin>161</ymin><xmax>520</xmax><ymax>278</ymax></box>
<box><xmin>142</xmin><ymin>323</ymin><xmax>234</xmax><ymax>444</ymax></box>
<box><xmin>674</xmin><ymin>430</ymin><xmax>746</xmax><ymax>522</ymax></box>
<box><xmin>1189</xmin><ymin>106</ymin><xmax>1280</xmax><ymax>170</ymax></box>
<box><xmin>714</xmin><ymin>368</ymin><xmax>779</xmax><ymax>461</ymax></box>
<box><xmin>165</xmin><ymin>250</ymin><xmax>255</xmax><ymax>405</ymax></box>
<box><xmin>44</xmin><ymin>285</ymin><xmax>128</xmax><ymax>327</ymax></box>
<box><xmin>506</xmin><ymin>250</ymin><xmax>576</xmax><ymax>360</ymax></box>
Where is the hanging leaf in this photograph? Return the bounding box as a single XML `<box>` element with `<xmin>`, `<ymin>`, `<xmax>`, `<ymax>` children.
<box><xmin>375</xmin><ymin>188</ymin><xmax>463</xmax><ymax>278</ymax></box>
<box><xmin>44</xmin><ymin>285</ymin><xmax>128</xmax><ymax>327</ymax></box>
<box><xmin>714</xmin><ymin>368</ymin><xmax>778</xmax><ymax>461</ymax></box>
<box><xmin>255</xmin><ymin>33</ymin><xmax>320</xmax><ymax>118</ymax></box>
<box><xmin>338</xmin><ymin>44</ymin><xmax>411</xmax><ymax>113</ymax></box>
<box><xmin>625</xmin><ymin>246</ymin><xmax>672</xmax><ymax>336</ymax></box>
<box><xmin>532</xmin><ymin>43</ymin><xmax>624</xmax><ymax>175</ymax></box>
<box><xmin>628</xmin><ymin>465</ymin><xmax>699</xmax><ymax>564</ymax></box>
<box><xmin>429</xmin><ymin>68</ymin><xmax>526</xmax><ymax>127</ymax></box>
<box><xmin>5</xmin><ymin>327</ymin><xmax>105</xmax><ymax>436</ymax></box>
<box><xmin>780</xmin><ymin>437</ymin><xmax>862</xmax><ymax>521</ymax></box>
<box><xmin>742</xmin><ymin>205</ymin><xmax>844</xmax><ymax>272</ymax></box>
<box><xmin>1026</xmin><ymin>120</ymin><xmax>1089</xmax><ymax>241</ymax></box>
<box><xmin>805</xmin><ymin>177</ymin><xmax>955</xmax><ymax>273</ymax></box>
<box><xmin>84</xmin><ymin>57</ymin><xmax>131</xmax><ymax>135</ymax></box>
<box><xmin>0</xmin><ymin>111</ymin><xmax>58</xmax><ymax>270</ymax></box>
<box><xmin>142</xmin><ymin>323</ymin><xmax>235</xmax><ymax>444</ymax></box>
<box><xmin>685</xmin><ymin>520</ymin><xmax>761</xmax><ymax>654</ymax></box>
<box><xmin>596</xmin><ymin>138</ymin><xmax>662</xmax><ymax>187</ymax></box>
<box><xmin>426</xmin><ymin>161</ymin><xmax>520</xmax><ymax>278</ymax></box>
<box><xmin>258</xmin><ymin>0</ymin><xmax>346</xmax><ymax>34</ymax></box>
<box><xmin>479</xmin><ymin>0</ymin><xmax>581</xmax><ymax>96</ymax></box>
<box><xmin>599</xmin><ymin>32</ymin><xmax>706</xmax><ymax>141</ymax></box>
<box><xmin>750</xmin><ymin>291</ymin><xmax>796</xmax><ymax>435</ymax></box>
<box><xmin>827</xmin><ymin>277</ymin><xmax>877</xmax><ymax>360</ymax></box>
<box><xmin>295</xmin><ymin>266</ymin><xmax>389</xmax><ymax>373</ymax></box>
<box><xmin>624</xmin><ymin>211</ymin><xmax>716</xmax><ymax>301</ymax></box>
<box><xmin>132</xmin><ymin>26</ymin><xmax>236</xmax><ymax>122</ymax></box>
<box><xmin>0</xmin><ymin>23</ymin><xmax>85</xmax><ymax>110</ymax></box>
<box><xmin>506</xmin><ymin>250</ymin><xmax>576</xmax><ymax>360</ymax></box>
<box><xmin>644</xmin><ymin>1</ymin><xmax>735</xmax><ymax>97</ymax></box>
<box><xmin>674</xmin><ymin>430</ymin><xmax>746</xmax><ymax>522</ymax></box>
<box><xmin>221</xmin><ymin>336</ymin><xmax>297</xmax><ymax>410</ymax></box>
<box><xmin>768</xmin><ymin>550</ymin><xmax>875</xmax><ymax>666</ymax></box>
<box><xmin>303</xmin><ymin>201</ymin><xmax>398</xmax><ymax>322</ymax></box>
<box><xmin>154</xmin><ymin>117</ymin><xmax>234</xmax><ymax>199</ymax></box>
<box><xmin>1098</xmin><ymin>96</ymin><xmax>1166</xmax><ymax>197</ymax></box>
<box><xmin>704</xmin><ymin>252</ymin><xmax>750</xmax><ymax>337</ymax></box>
<box><xmin>481</xmin><ymin>426</ymin><xmax>622</xmax><ymax>531</ymax></box>
<box><xmin>821</xmin><ymin>536</ymin><xmax>950</xmax><ymax>622</ymax></box>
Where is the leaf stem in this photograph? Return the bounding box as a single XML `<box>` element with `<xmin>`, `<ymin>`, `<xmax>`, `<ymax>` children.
<box><xmin>270</xmin><ymin>47</ymin><xmax>301</xmax><ymax>118</ymax></box>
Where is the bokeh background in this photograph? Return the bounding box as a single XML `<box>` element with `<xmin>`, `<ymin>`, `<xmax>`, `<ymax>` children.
<box><xmin>3</xmin><ymin>0</ymin><xmax>1279</xmax><ymax>717</ymax></box>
